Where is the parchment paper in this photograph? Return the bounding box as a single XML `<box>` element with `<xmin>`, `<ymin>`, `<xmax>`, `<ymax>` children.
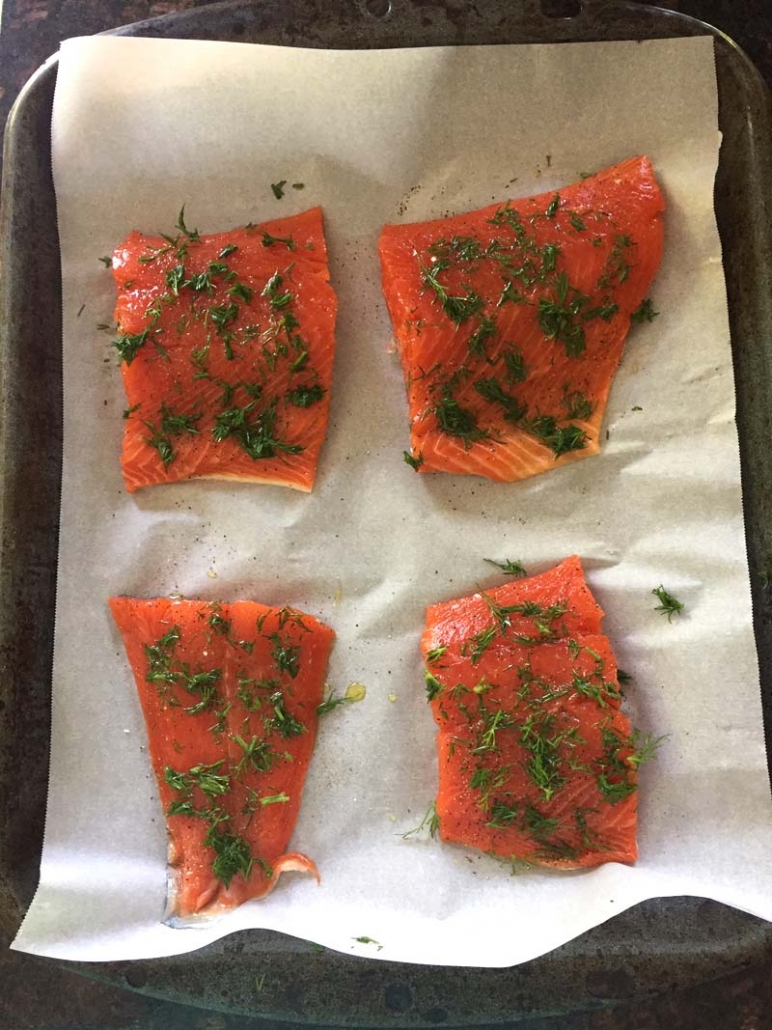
<box><xmin>12</xmin><ymin>35</ymin><xmax>772</xmax><ymax>967</ymax></box>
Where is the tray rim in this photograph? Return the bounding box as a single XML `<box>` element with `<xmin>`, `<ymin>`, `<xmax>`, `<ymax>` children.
<box><xmin>2</xmin><ymin>0</ymin><xmax>772</xmax><ymax>1024</ymax></box>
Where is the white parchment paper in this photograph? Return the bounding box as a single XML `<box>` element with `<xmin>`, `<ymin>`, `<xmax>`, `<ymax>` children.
<box><xmin>12</xmin><ymin>35</ymin><xmax>772</xmax><ymax>966</ymax></box>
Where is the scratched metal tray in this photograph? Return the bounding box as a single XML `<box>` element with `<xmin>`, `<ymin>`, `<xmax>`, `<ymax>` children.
<box><xmin>2</xmin><ymin>0</ymin><xmax>772</xmax><ymax>1025</ymax></box>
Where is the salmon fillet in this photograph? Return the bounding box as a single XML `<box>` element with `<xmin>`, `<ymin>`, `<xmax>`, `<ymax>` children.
<box><xmin>422</xmin><ymin>557</ymin><xmax>642</xmax><ymax>868</ymax></box>
<box><xmin>111</xmin><ymin>207</ymin><xmax>337</xmax><ymax>493</ymax></box>
<box><xmin>109</xmin><ymin>596</ymin><xmax>334</xmax><ymax>918</ymax></box>
<box><xmin>379</xmin><ymin>158</ymin><xmax>665</xmax><ymax>482</ymax></box>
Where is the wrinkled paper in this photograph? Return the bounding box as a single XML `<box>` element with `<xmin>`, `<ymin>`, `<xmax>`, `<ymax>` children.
<box><xmin>13</xmin><ymin>34</ymin><xmax>772</xmax><ymax>966</ymax></box>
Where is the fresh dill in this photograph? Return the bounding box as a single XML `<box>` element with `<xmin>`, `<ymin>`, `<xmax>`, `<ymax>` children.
<box><xmin>483</xmin><ymin>558</ymin><xmax>527</xmax><ymax>577</ymax></box>
<box><xmin>522</xmin><ymin>414</ymin><xmax>586</xmax><ymax>457</ymax></box>
<box><xmin>401</xmin><ymin>800</ymin><xmax>440</xmax><ymax>840</ymax></box>
<box><xmin>422</xmin><ymin>260</ymin><xmax>484</xmax><ymax>325</ymax></box>
<box><xmin>287</xmin><ymin>384</ymin><xmax>325</xmax><ymax>408</ymax></box>
<box><xmin>473</xmin><ymin>378</ymin><xmax>526</xmax><ymax>423</ymax></box>
<box><xmin>432</xmin><ymin>393</ymin><xmax>489</xmax><ymax>446</ymax></box>
<box><xmin>652</xmin><ymin>585</ymin><xmax>685</xmax><ymax>621</ymax></box>
<box><xmin>175</xmin><ymin>205</ymin><xmax>200</xmax><ymax>242</ymax></box>
<box><xmin>562</xmin><ymin>391</ymin><xmax>593</xmax><ymax>420</ymax></box>
<box><xmin>631</xmin><ymin>298</ymin><xmax>659</xmax><ymax>323</ymax></box>
<box><xmin>425</xmin><ymin>645</ymin><xmax>447</xmax><ymax>664</ymax></box>
<box><xmin>113</xmin><ymin>328</ymin><xmax>149</xmax><ymax>365</ymax></box>
<box><xmin>627</xmin><ymin>730</ymin><xmax>667</xmax><ymax>768</ymax></box>
<box><xmin>403</xmin><ymin>450</ymin><xmax>424</xmax><ymax>471</ymax></box>
<box><xmin>262</xmin><ymin>232</ymin><xmax>295</xmax><ymax>250</ymax></box>
<box><xmin>425</xmin><ymin>670</ymin><xmax>443</xmax><ymax>701</ymax></box>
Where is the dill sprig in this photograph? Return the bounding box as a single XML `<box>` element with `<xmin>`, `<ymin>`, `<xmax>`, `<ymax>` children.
<box><xmin>432</xmin><ymin>393</ymin><xmax>489</xmax><ymax>446</ymax></box>
<box><xmin>483</xmin><ymin>558</ymin><xmax>527</xmax><ymax>577</ymax></box>
<box><xmin>627</xmin><ymin>730</ymin><xmax>667</xmax><ymax>768</ymax></box>
<box><xmin>652</xmin><ymin>585</ymin><xmax>685</xmax><ymax>621</ymax></box>
<box><xmin>631</xmin><ymin>298</ymin><xmax>659</xmax><ymax>324</ymax></box>
<box><xmin>422</xmin><ymin>260</ymin><xmax>485</xmax><ymax>325</ymax></box>
<box><xmin>401</xmin><ymin>800</ymin><xmax>440</xmax><ymax>840</ymax></box>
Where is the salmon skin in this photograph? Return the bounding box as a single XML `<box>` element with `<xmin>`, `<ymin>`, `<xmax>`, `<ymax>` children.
<box><xmin>109</xmin><ymin>596</ymin><xmax>334</xmax><ymax>918</ymax></box>
<box><xmin>379</xmin><ymin>158</ymin><xmax>665</xmax><ymax>482</ymax></box>
<box><xmin>111</xmin><ymin>207</ymin><xmax>337</xmax><ymax>493</ymax></box>
<box><xmin>422</xmin><ymin>557</ymin><xmax>649</xmax><ymax>868</ymax></box>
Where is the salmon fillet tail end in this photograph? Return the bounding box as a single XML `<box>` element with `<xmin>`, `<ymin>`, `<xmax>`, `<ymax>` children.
<box><xmin>109</xmin><ymin>595</ymin><xmax>334</xmax><ymax>918</ymax></box>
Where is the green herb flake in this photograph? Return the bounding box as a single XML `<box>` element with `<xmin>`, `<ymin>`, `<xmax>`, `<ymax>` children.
<box><xmin>467</xmin><ymin>317</ymin><xmax>497</xmax><ymax>360</ymax></box>
<box><xmin>113</xmin><ymin>328</ymin><xmax>149</xmax><ymax>365</ymax></box>
<box><xmin>165</xmin><ymin>263</ymin><xmax>186</xmax><ymax>296</ymax></box>
<box><xmin>562</xmin><ymin>390</ymin><xmax>593</xmax><ymax>421</ymax></box>
<box><xmin>473</xmin><ymin>378</ymin><xmax>526</xmax><ymax>424</ymax></box>
<box><xmin>652</xmin><ymin>585</ymin><xmax>685</xmax><ymax>622</ymax></box>
<box><xmin>262</xmin><ymin>271</ymin><xmax>294</xmax><ymax>310</ymax></box>
<box><xmin>289</xmin><ymin>349</ymin><xmax>310</xmax><ymax>373</ymax></box>
<box><xmin>425</xmin><ymin>645</ymin><xmax>447</xmax><ymax>664</ymax></box>
<box><xmin>483</xmin><ymin>558</ymin><xmax>527</xmax><ymax>577</ymax></box>
<box><xmin>421</xmin><ymin>260</ymin><xmax>485</xmax><ymax>325</ymax></box>
<box><xmin>205</xmin><ymin>824</ymin><xmax>253</xmax><ymax>887</ymax></box>
<box><xmin>209</xmin><ymin>300</ymin><xmax>239</xmax><ymax>334</ymax></box>
<box><xmin>401</xmin><ymin>800</ymin><xmax>440</xmax><ymax>840</ymax></box>
<box><xmin>271</xmin><ymin>180</ymin><xmax>288</xmax><ymax>200</ymax></box>
<box><xmin>537</xmin><ymin>274</ymin><xmax>587</xmax><ymax>358</ymax></box>
<box><xmin>468</xmin><ymin>625</ymin><xmax>497</xmax><ymax>665</ymax></box>
<box><xmin>269</xmin><ymin>632</ymin><xmax>301</xmax><ymax>678</ymax></box>
<box><xmin>487</xmin><ymin>801</ymin><xmax>518</xmax><ymax>829</ymax></box>
<box><xmin>208</xmin><ymin>613</ymin><xmax>231</xmax><ymax>636</ymax></box>
<box><xmin>523</xmin><ymin>415</ymin><xmax>586</xmax><ymax>458</ymax></box>
<box><xmin>425</xmin><ymin>670</ymin><xmax>443</xmax><ymax>702</ymax></box>
<box><xmin>316</xmin><ymin>685</ymin><xmax>365</xmax><ymax>715</ymax></box>
<box><xmin>471</xmin><ymin>707</ymin><xmax>514</xmax><ymax>755</ymax></box>
<box><xmin>541</xmin><ymin>242</ymin><xmax>561</xmax><ymax>273</ymax></box>
<box><xmin>213</xmin><ymin>399</ymin><xmax>303</xmax><ymax>461</ymax></box>
<box><xmin>287</xmin><ymin>383</ymin><xmax>325</xmax><ymax>408</ymax></box>
<box><xmin>502</xmin><ymin>347</ymin><xmax>527</xmax><ymax>384</ymax></box>
<box><xmin>267</xmin><ymin>690</ymin><xmax>306</xmax><ymax>738</ymax></box>
<box><xmin>433</xmin><ymin>393</ymin><xmax>489</xmax><ymax>447</ymax></box>
<box><xmin>228</xmin><ymin>281</ymin><xmax>254</xmax><ymax>303</ymax></box>
<box><xmin>631</xmin><ymin>298</ymin><xmax>659</xmax><ymax>324</ymax></box>
<box><xmin>520</xmin><ymin>713</ymin><xmax>567</xmax><ymax>801</ymax></box>
<box><xmin>262</xmin><ymin>232</ymin><xmax>295</xmax><ymax>250</ymax></box>
<box><xmin>403</xmin><ymin>450</ymin><xmax>424</xmax><ymax>471</ymax></box>
<box><xmin>175</xmin><ymin>205</ymin><xmax>200</xmax><ymax>242</ymax></box>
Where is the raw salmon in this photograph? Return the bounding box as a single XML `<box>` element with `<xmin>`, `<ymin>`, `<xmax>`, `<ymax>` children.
<box><xmin>422</xmin><ymin>557</ymin><xmax>649</xmax><ymax>868</ymax></box>
<box><xmin>109</xmin><ymin>596</ymin><xmax>334</xmax><ymax>918</ymax></box>
<box><xmin>111</xmin><ymin>207</ymin><xmax>337</xmax><ymax>493</ymax></box>
<box><xmin>379</xmin><ymin>158</ymin><xmax>665</xmax><ymax>482</ymax></box>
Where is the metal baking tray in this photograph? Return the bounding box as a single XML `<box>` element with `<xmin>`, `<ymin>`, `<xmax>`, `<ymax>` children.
<box><xmin>2</xmin><ymin>0</ymin><xmax>771</xmax><ymax>1024</ymax></box>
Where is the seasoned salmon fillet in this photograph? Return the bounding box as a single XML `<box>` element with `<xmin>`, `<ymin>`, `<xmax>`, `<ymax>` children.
<box><xmin>110</xmin><ymin>596</ymin><xmax>334</xmax><ymax>918</ymax></box>
<box><xmin>380</xmin><ymin>158</ymin><xmax>665</xmax><ymax>482</ymax></box>
<box><xmin>111</xmin><ymin>207</ymin><xmax>337</xmax><ymax>493</ymax></box>
<box><xmin>422</xmin><ymin>557</ymin><xmax>649</xmax><ymax>868</ymax></box>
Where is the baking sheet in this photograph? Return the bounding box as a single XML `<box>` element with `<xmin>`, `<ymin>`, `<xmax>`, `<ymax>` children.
<box><xmin>11</xmin><ymin>34</ymin><xmax>772</xmax><ymax>967</ymax></box>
